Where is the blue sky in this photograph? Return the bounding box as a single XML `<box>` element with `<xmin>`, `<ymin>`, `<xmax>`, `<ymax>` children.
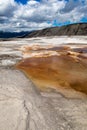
<box><xmin>15</xmin><ymin>0</ymin><xmax>28</xmax><ymax>4</ymax></box>
<box><xmin>0</xmin><ymin>0</ymin><xmax>87</xmax><ymax>31</ymax></box>
<box><xmin>15</xmin><ymin>0</ymin><xmax>41</xmax><ymax>4</ymax></box>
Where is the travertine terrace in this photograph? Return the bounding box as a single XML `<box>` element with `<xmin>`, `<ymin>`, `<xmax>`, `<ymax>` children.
<box><xmin>1</xmin><ymin>36</ymin><xmax>87</xmax><ymax>130</ymax></box>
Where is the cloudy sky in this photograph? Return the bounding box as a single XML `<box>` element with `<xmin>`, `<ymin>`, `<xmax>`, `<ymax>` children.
<box><xmin>0</xmin><ymin>0</ymin><xmax>87</xmax><ymax>32</ymax></box>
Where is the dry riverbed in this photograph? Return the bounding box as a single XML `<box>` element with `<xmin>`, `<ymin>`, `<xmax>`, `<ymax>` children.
<box><xmin>1</xmin><ymin>36</ymin><xmax>87</xmax><ymax>130</ymax></box>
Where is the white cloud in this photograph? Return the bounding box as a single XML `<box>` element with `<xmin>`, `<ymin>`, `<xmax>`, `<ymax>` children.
<box><xmin>0</xmin><ymin>0</ymin><xmax>87</xmax><ymax>31</ymax></box>
<box><xmin>0</xmin><ymin>0</ymin><xmax>17</xmax><ymax>16</ymax></box>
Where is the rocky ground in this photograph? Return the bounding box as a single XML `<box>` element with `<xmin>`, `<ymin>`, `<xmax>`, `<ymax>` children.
<box><xmin>0</xmin><ymin>36</ymin><xmax>87</xmax><ymax>130</ymax></box>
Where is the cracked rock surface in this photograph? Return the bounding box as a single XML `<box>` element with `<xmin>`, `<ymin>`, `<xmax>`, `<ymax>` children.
<box><xmin>0</xmin><ymin>37</ymin><xmax>87</xmax><ymax>130</ymax></box>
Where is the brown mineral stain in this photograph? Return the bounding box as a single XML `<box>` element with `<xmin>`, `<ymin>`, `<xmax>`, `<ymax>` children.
<box><xmin>16</xmin><ymin>45</ymin><xmax>87</xmax><ymax>98</ymax></box>
<box><xmin>16</xmin><ymin>47</ymin><xmax>87</xmax><ymax>97</ymax></box>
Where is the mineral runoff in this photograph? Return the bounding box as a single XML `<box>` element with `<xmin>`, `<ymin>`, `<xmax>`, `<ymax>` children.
<box><xmin>16</xmin><ymin>44</ymin><xmax>87</xmax><ymax>98</ymax></box>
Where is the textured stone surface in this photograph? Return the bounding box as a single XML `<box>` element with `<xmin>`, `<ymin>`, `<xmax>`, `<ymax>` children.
<box><xmin>0</xmin><ymin>37</ymin><xmax>87</xmax><ymax>130</ymax></box>
<box><xmin>0</xmin><ymin>69</ymin><xmax>87</xmax><ymax>130</ymax></box>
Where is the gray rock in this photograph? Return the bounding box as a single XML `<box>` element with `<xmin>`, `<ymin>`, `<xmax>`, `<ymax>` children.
<box><xmin>25</xmin><ymin>23</ymin><xmax>87</xmax><ymax>38</ymax></box>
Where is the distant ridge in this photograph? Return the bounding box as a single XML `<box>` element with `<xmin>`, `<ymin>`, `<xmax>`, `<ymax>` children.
<box><xmin>0</xmin><ymin>31</ymin><xmax>30</xmax><ymax>39</ymax></box>
<box><xmin>24</xmin><ymin>23</ymin><xmax>87</xmax><ymax>38</ymax></box>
